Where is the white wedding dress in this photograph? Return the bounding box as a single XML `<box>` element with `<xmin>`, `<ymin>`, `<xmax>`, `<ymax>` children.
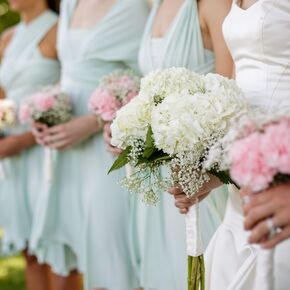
<box><xmin>205</xmin><ymin>1</ymin><xmax>290</xmax><ymax>290</ymax></box>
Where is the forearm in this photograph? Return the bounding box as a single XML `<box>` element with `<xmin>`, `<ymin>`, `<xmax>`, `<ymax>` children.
<box><xmin>17</xmin><ymin>131</ymin><xmax>37</xmax><ymax>149</ymax></box>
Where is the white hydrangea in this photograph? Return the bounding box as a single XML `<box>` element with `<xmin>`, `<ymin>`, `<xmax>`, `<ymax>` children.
<box><xmin>139</xmin><ymin>67</ymin><xmax>204</xmax><ymax>104</ymax></box>
<box><xmin>111</xmin><ymin>97</ymin><xmax>152</xmax><ymax>149</ymax></box>
<box><xmin>152</xmin><ymin>90</ymin><xmax>249</xmax><ymax>156</ymax></box>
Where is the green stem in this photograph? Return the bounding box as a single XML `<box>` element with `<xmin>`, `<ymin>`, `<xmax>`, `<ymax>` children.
<box><xmin>188</xmin><ymin>255</ymin><xmax>205</xmax><ymax>290</ymax></box>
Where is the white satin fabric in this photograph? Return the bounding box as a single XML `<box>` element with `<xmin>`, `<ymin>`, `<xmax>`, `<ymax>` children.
<box><xmin>205</xmin><ymin>1</ymin><xmax>290</xmax><ymax>289</ymax></box>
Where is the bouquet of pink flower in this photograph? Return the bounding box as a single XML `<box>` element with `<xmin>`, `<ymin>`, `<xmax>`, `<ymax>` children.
<box><xmin>0</xmin><ymin>99</ymin><xmax>16</xmax><ymax>131</ymax></box>
<box><xmin>206</xmin><ymin>110</ymin><xmax>290</xmax><ymax>290</ymax></box>
<box><xmin>19</xmin><ymin>85</ymin><xmax>72</xmax><ymax>127</ymax></box>
<box><xmin>229</xmin><ymin>117</ymin><xmax>290</xmax><ymax>191</ymax></box>
<box><xmin>88</xmin><ymin>69</ymin><xmax>140</xmax><ymax>122</ymax></box>
<box><xmin>19</xmin><ymin>86</ymin><xmax>72</xmax><ymax>182</ymax></box>
<box><xmin>0</xmin><ymin>99</ymin><xmax>17</xmax><ymax>179</ymax></box>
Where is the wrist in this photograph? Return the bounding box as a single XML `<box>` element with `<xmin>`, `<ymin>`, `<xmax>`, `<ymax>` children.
<box><xmin>87</xmin><ymin>114</ymin><xmax>103</xmax><ymax>135</ymax></box>
<box><xmin>18</xmin><ymin>132</ymin><xmax>36</xmax><ymax>149</ymax></box>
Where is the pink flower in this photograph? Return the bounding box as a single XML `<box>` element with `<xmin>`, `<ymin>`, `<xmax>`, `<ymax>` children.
<box><xmin>230</xmin><ymin>132</ymin><xmax>276</xmax><ymax>192</ymax></box>
<box><xmin>89</xmin><ymin>88</ymin><xmax>122</xmax><ymax>122</ymax></box>
<box><xmin>19</xmin><ymin>104</ymin><xmax>31</xmax><ymax>124</ymax></box>
<box><xmin>261</xmin><ymin>119</ymin><xmax>290</xmax><ymax>174</ymax></box>
<box><xmin>34</xmin><ymin>93</ymin><xmax>56</xmax><ymax>112</ymax></box>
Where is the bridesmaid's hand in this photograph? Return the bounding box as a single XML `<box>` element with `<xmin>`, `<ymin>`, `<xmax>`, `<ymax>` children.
<box><xmin>168</xmin><ymin>175</ymin><xmax>221</xmax><ymax>214</ymax></box>
<box><xmin>241</xmin><ymin>183</ymin><xmax>290</xmax><ymax>249</ymax></box>
<box><xmin>103</xmin><ymin>123</ymin><xmax>122</xmax><ymax>156</ymax></box>
<box><xmin>42</xmin><ymin>115</ymin><xmax>102</xmax><ymax>150</ymax></box>
<box><xmin>32</xmin><ymin>122</ymin><xmax>49</xmax><ymax>146</ymax></box>
<box><xmin>0</xmin><ymin>132</ymin><xmax>36</xmax><ymax>158</ymax></box>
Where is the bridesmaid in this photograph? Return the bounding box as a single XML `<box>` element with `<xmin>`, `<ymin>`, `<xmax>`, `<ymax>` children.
<box><xmin>0</xmin><ymin>0</ymin><xmax>61</xmax><ymax>290</ymax></box>
<box><xmin>137</xmin><ymin>0</ymin><xmax>232</xmax><ymax>289</ymax></box>
<box><xmin>31</xmin><ymin>0</ymin><xmax>148</xmax><ymax>289</ymax></box>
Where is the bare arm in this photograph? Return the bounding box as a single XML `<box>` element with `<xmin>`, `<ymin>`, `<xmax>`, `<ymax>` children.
<box><xmin>199</xmin><ymin>0</ymin><xmax>233</xmax><ymax>77</ymax></box>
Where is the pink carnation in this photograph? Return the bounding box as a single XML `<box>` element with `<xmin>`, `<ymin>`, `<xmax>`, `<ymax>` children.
<box><xmin>261</xmin><ymin>119</ymin><xmax>290</xmax><ymax>174</ymax></box>
<box><xmin>19</xmin><ymin>104</ymin><xmax>31</xmax><ymax>124</ymax></box>
<box><xmin>89</xmin><ymin>88</ymin><xmax>122</xmax><ymax>122</ymax></box>
<box><xmin>230</xmin><ymin>132</ymin><xmax>276</xmax><ymax>192</ymax></box>
<box><xmin>116</xmin><ymin>76</ymin><xmax>135</xmax><ymax>90</ymax></box>
<box><xmin>34</xmin><ymin>93</ymin><xmax>56</xmax><ymax>112</ymax></box>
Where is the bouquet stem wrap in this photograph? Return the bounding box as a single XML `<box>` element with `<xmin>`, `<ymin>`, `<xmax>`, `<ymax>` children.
<box><xmin>254</xmin><ymin>248</ymin><xmax>275</xmax><ymax>290</ymax></box>
<box><xmin>44</xmin><ymin>147</ymin><xmax>53</xmax><ymax>183</ymax></box>
<box><xmin>0</xmin><ymin>161</ymin><xmax>5</xmax><ymax>180</ymax></box>
<box><xmin>186</xmin><ymin>203</ymin><xmax>205</xmax><ymax>290</ymax></box>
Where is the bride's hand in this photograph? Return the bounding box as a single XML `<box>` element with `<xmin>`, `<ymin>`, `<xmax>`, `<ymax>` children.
<box><xmin>103</xmin><ymin>123</ymin><xmax>122</xmax><ymax>156</ymax></box>
<box><xmin>168</xmin><ymin>175</ymin><xmax>222</xmax><ymax>214</ymax></box>
<box><xmin>42</xmin><ymin>115</ymin><xmax>101</xmax><ymax>150</ymax></box>
<box><xmin>241</xmin><ymin>183</ymin><xmax>290</xmax><ymax>249</ymax></box>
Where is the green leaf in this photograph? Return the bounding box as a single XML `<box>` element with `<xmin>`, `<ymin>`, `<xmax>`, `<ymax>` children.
<box><xmin>108</xmin><ymin>146</ymin><xmax>131</xmax><ymax>174</ymax></box>
<box><xmin>143</xmin><ymin>147</ymin><xmax>156</xmax><ymax>159</ymax></box>
<box><xmin>142</xmin><ymin>126</ymin><xmax>157</xmax><ymax>158</ymax></box>
<box><xmin>145</xmin><ymin>126</ymin><xmax>154</xmax><ymax>148</ymax></box>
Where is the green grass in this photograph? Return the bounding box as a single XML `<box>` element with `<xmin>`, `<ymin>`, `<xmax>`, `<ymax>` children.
<box><xmin>0</xmin><ymin>229</ymin><xmax>26</xmax><ymax>290</ymax></box>
<box><xmin>0</xmin><ymin>255</ymin><xmax>26</xmax><ymax>290</ymax></box>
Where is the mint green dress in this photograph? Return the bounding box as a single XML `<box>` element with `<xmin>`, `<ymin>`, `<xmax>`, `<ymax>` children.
<box><xmin>30</xmin><ymin>0</ymin><xmax>148</xmax><ymax>287</ymax></box>
<box><xmin>137</xmin><ymin>1</ymin><xmax>229</xmax><ymax>289</ymax></box>
<box><xmin>0</xmin><ymin>11</ymin><xmax>60</xmax><ymax>255</ymax></box>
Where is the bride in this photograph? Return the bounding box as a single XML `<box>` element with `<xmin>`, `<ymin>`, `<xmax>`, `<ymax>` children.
<box><xmin>172</xmin><ymin>0</ymin><xmax>290</xmax><ymax>289</ymax></box>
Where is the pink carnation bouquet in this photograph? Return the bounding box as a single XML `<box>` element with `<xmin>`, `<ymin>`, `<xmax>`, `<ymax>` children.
<box><xmin>206</xmin><ymin>110</ymin><xmax>290</xmax><ymax>290</ymax></box>
<box><xmin>229</xmin><ymin>117</ymin><xmax>290</xmax><ymax>191</ymax></box>
<box><xmin>0</xmin><ymin>99</ymin><xmax>17</xmax><ymax>179</ymax></box>
<box><xmin>19</xmin><ymin>86</ymin><xmax>72</xmax><ymax>182</ymax></box>
<box><xmin>0</xmin><ymin>99</ymin><xmax>17</xmax><ymax>131</ymax></box>
<box><xmin>19</xmin><ymin>85</ymin><xmax>72</xmax><ymax>127</ymax></box>
<box><xmin>88</xmin><ymin>69</ymin><xmax>140</xmax><ymax>122</ymax></box>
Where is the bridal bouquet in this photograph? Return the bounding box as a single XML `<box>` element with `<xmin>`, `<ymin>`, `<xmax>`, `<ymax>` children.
<box><xmin>88</xmin><ymin>69</ymin><xmax>140</xmax><ymax>122</ymax></box>
<box><xmin>19</xmin><ymin>86</ymin><xmax>72</xmax><ymax>182</ymax></box>
<box><xmin>110</xmin><ymin>67</ymin><xmax>249</xmax><ymax>289</ymax></box>
<box><xmin>0</xmin><ymin>99</ymin><xmax>17</xmax><ymax>179</ymax></box>
<box><xmin>206</xmin><ymin>110</ymin><xmax>290</xmax><ymax>290</ymax></box>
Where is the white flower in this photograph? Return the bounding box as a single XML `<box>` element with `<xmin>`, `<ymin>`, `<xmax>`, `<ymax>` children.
<box><xmin>111</xmin><ymin>97</ymin><xmax>152</xmax><ymax>149</ymax></box>
<box><xmin>139</xmin><ymin>67</ymin><xmax>204</xmax><ymax>104</ymax></box>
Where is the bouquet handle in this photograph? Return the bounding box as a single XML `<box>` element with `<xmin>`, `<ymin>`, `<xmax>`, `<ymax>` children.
<box><xmin>186</xmin><ymin>203</ymin><xmax>205</xmax><ymax>290</ymax></box>
<box><xmin>186</xmin><ymin>203</ymin><xmax>204</xmax><ymax>257</ymax></box>
<box><xmin>44</xmin><ymin>147</ymin><xmax>53</xmax><ymax>183</ymax></box>
<box><xmin>0</xmin><ymin>161</ymin><xmax>5</xmax><ymax>180</ymax></box>
<box><xmin>254</xmin><ymin>248</ymin><xmax>274</xmax><ymax>290</ymax></box>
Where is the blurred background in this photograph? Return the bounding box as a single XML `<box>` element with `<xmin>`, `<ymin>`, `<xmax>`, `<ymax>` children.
<box><xmin>0</xmin><ymin>3</ymin><xmax>25</xmax><ymax>290</ymax></box>
<box><xmin>0</xmin><ymin>0</ymin><xmax>19</xmax><ymax>33</ymax></box>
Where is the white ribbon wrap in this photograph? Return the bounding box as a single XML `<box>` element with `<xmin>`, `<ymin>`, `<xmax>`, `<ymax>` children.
<box><xmin>186</xmin><ymin>203</ymin><xmax>204</xmax><ymax>257</ymax></box>
<box><xmin>254</xmin><ymin>248</ymin><xmax>275</xmax><ymax>290</ymax></box>
<box><xmin>0</xmin><ymin>161</ymin><xmax>5</xmax><ymax>180</ymax></box>
<box><xmin>44</xmin><ymin>147</ymin><xmax>53</xmax><ymax>183</ymax></box>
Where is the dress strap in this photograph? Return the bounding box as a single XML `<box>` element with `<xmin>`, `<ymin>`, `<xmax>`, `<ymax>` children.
<box><xmin>27</xmin><ymin>10</ymin><xmax>58</xmax><ymax>46</ymax></box>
